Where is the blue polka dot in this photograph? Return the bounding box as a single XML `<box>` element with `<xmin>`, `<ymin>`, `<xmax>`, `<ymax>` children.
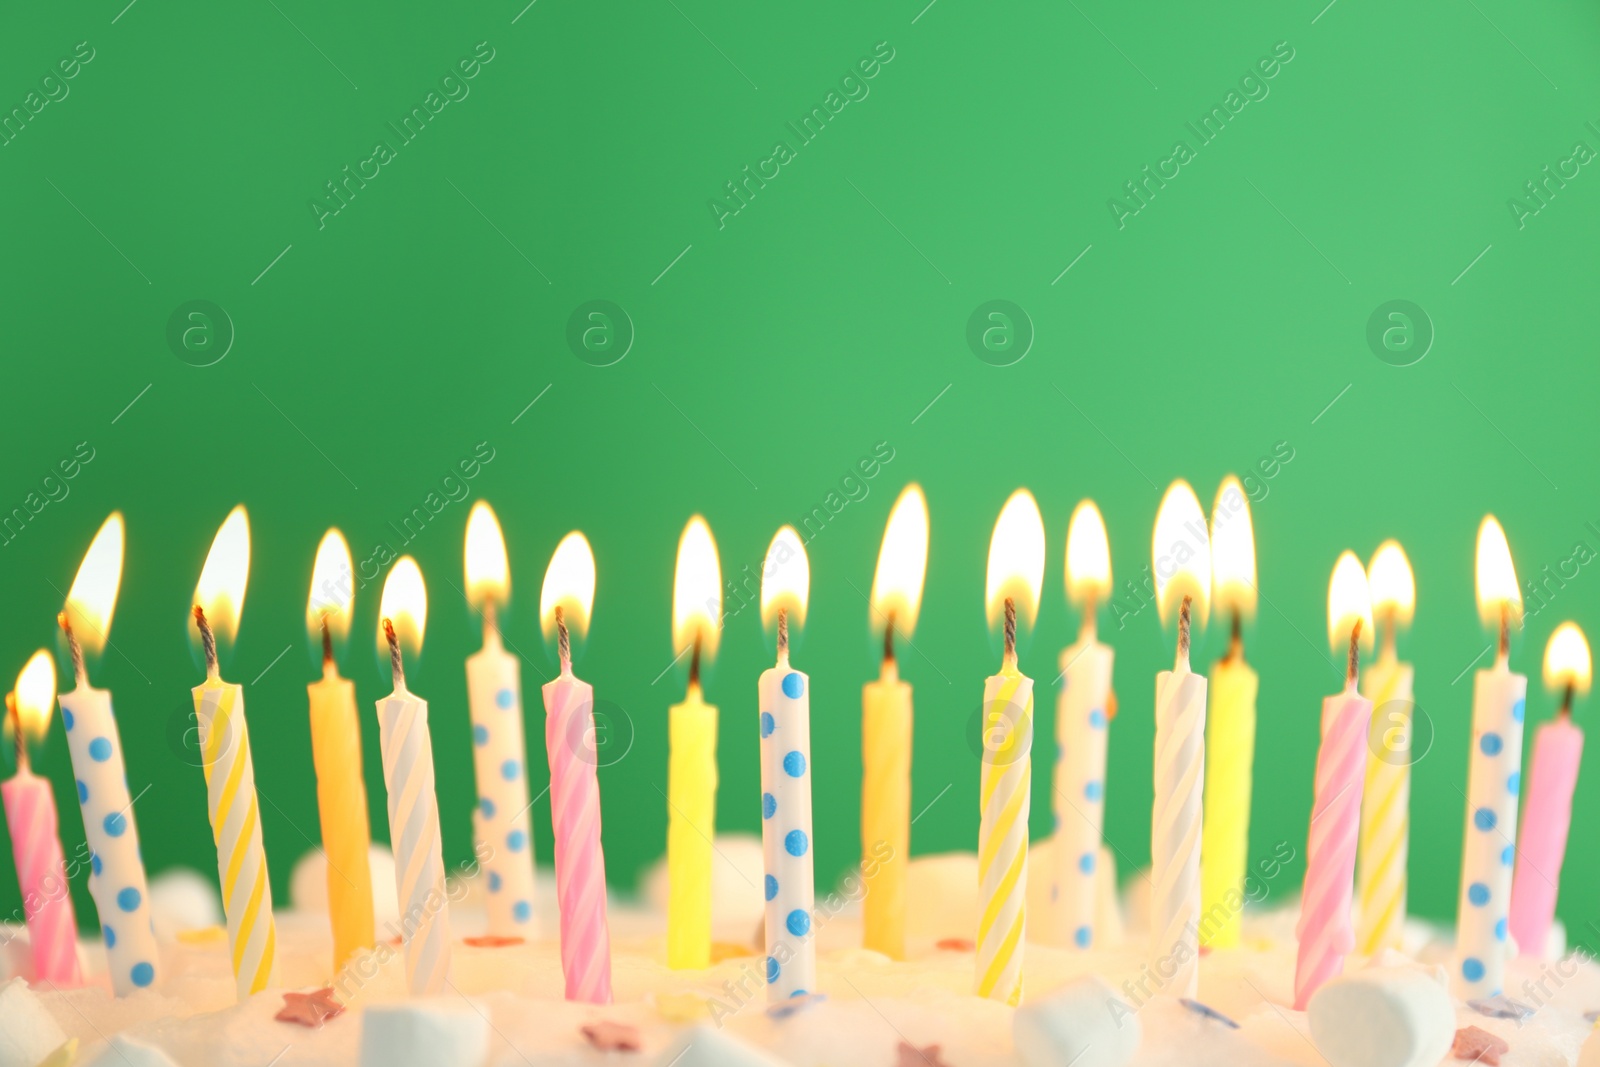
<box><xmin>88</xmin><ymin>737</ymin><xmax>112</xmax><ymax>762</ymax></box>
<box><xmin>507</xmin><ymin>830</ymin><xmax>527</xmax><ymax>853</ymax></box>
<box><xmin>760</xmin><ymin>712</ymin><xmax>775</xmax><ymax>738</ymax></box>
<box><xmin>488</xmin><ymin>872</ymin><xmax>502</xmax><ymax>893</ymax></box>
<box><xmin>103</xmin><ymin>812</ymin><xmax>126</xmax><ymax>837</ymax></box>
<box><xmin>117</xmin><ymin>887</ymin><xmax>140</xmax><ymax>913</ymax></box>
<box><xmin>76</xmin><ymin>780</ymin><xmax>88</xmax><ymax>804</ymax></box>
<box><xmin>1480</xmin><ymin>733</ymin><xmax>1503</xmax><ymax>756</ymax></box>
<box><xmin>1468</xmin><ymin>882</ymin><xmax>1490</xmax><ymax>906</ymax></box>
<box><xmin>1495</xmin><ymin>918</ymin><xmax>1508</xmax><ymax>941</ymax></box>
<box><xmin>1513</xmin><ymin>700</ymin><xmax>1525</xmax><ymax>723</ymax></box>
<box><xmin>786</xmin><ymin>909</ymin><xmax>810</xmax><ymax>936</ymax></box>
<box><xmin>1475</xmin><ymin>808</ymin><xmax>1497</xmax><ymax>832</ymax></box>
<box><xmin>1089</xmin><ymin>709</ymin><xmax>1107</xmax><ymax>729</ymax></box>
<box><xmin>785</xmin><ymin>830</ymin><xmax>809</xmax><ymax>857</ymax></box>
<box><xmin>782</xmin><ymin>673</ymin><xmax>804</xmax><ymax>699</ymax></box>
<box><xmin>765</xmin><ymin>874</ymin><xmax>778</xmax><ymax>901</ymax></box>
<box><xmin>473</xmin><ymin>725</ymin><xmax>489</xmax><ymax>746</ymax></box>
<box><xmin>480</xmin><ymin>797</ymin><xmax>496</xmax><ymax>819</ymax></box>
<box><xmin>130</xmin><ymin>962</ymin><xmax>153</xmax><ymax>988</ymax></box>
<box><xmin>501</xmin><ymin>759</ymin><xmax>521</xmax><ymax>782</ymax></box>
<box><xmin>1462</xmin><ymin>957</ymin><xmax>1485</xmax><ymax>982</ymax></box>
<box><xmin>1074</xmin><ymin>925</ymin><xmax>1092</xmax><ymax>948</ymax></box>
<box><xmin>513</xmin><ymin>900</ymin><xmax>531</xmax><ymax>923</ymax></box>
<box><xmin>1084</xmin><ymin>781</ymin><xmax>1103</xmax><ymax>802</ymax></box>
<box><xmin>762</xmin><ymin>793</ymin><xmax>777</xmax><ymax>819</ymax></box>
<box><xmin>1079</xmin><ymin>852</ymin><xmax>1095</xmax><ymax>875</ymax></box>
<box><xmin>104</xmin><ymin>925</ymin><xmax>116</xmax><ymax>948</ymax></box>
<box><xmin>1502</xmin><ymin>844</ymin><xmax>1516</xmax><ymax>866</ymax></box>
<box><xmin>91</xmin><ymin>853</ymin><xmax>102</xmax><ymax>877</ymax></box>
<box><xmin>783</xmin><ymin>751</ymin><xmax>806</xmax><ymax>778</ymax></box>
<box><xmin>496</xmin><ymin>688</ymin><xmax>514</xmax><ymax>710</ymax></box>
<box><xmin>1507</xmin><ymin>772</ymin><xmax>1521</xmax><ymax>794</ymax></box>
<box><xmin>766</xmin><ymin>956</ymin><xmax>780</xmax><ymax>982</ymax></box>
<box><xmin>62</xmin><ymin>709</ymin><xmax>73</xmax><ymax>731</ymax></box>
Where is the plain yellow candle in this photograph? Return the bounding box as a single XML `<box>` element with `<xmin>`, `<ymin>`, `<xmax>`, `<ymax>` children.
<box><xmin>861</xmin><ymin>657</ymin><xmax>911</xmax><ymax>959</ymax></box>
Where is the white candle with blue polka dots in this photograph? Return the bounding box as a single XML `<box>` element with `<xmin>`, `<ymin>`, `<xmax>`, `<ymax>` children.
<box><xmin>759</xmin><ymin>648</ymin><xmax>815</xmax><ymax>1001</ymax></box>
<box><xmin>59</xmin><ymin>682</ymin><xmax>160</xmax><ymax>995</ymax></box>
<box><xmin>466</xmin><ymin>623</ymin><xmax>536</xmax><ymax>936</ymax></box>
<box><xmin>1052</xmin><ymin>637</ymin><xmax>1112</xmax><ymax>950</ymax></box>
<box><xmin>1453</xmin><ymin>661</ymin><xmax>1525</xmax><ymax>998</ymax></box>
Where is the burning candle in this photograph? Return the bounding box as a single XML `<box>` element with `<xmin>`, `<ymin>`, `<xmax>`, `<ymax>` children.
<box><xmin>976</xmin><ymin>490</ymin><xmax>1044</xmax><ymax>1006</ymax></box>
<box><xmin>1199</xmin><ymin>476</ymin><xmax>1258</xmax><ymax>950</ymax></box>
<box><xmin>189</xmin><ymin>506</ymin><xmax>277</xmax><ymax>1001</ymax></box>
<box><xmin>759</xmin><ymin>526</ymin><xmax>815</xmax><ymax>1002</ymax></box>
<box><xmin>1051</xmin><ymin>500</ymin><xmax>1113</xmax><ymax>951</ymax></box>
<box><xmin>377</xmin><ymin>557</ymin><xmax>453</xmax><ymax>995</ymax></box>
<box><xmin>1508</xmin><ymin>622</ymin><xmax>1589</xmax><ymax>957</ymax></box>
<box><xmin>862</xmin><ymin>485</ymin><xmax>928</xmax><ymax>961</ymax></box>
<box><xmin>666</xmin><ymin>515</ymin><xmax>722</xmax><ymax>970</ymax></box>
<box><xmin>1293</xmin><ymin>552</ymin><xmax>1374</xmax><ymax>1009</ymax></box>
<box><xmin>539</xmin><ymin>533</ymin><xmax>612</xmax><ymax>1003</ymax></box>
<box><xmin>1455</xmin><ymin>515</ymin><xmax>1526</xmax><ymax>999</ymax></box>
<box><xmin>3</xmin><ymin>651</ymin><xmax>82</xmax><ymax>985</ymax></box>
<box><xmin>305</xmin><ymin>529</ymin><xmax>376</xmax><ymax>973</ymax></box>
<box><xmin>464</xmin><ymin>502</ymin><xmax>537</xmax><ymax>937</ymax></box>
<box><xmin>57</xmin><ymin>513</ymin><xmax>159</xmax><ymax>995</ymax></box>
<box><xmin>1150</xmin><ymin>480</ymin><xmax>1209</xmax><ymax>999</ymax></box>
<box><xmin>1356</xmin><ymin>540</ymin><xmax>1416</xmax><ymax>955</ymax></box>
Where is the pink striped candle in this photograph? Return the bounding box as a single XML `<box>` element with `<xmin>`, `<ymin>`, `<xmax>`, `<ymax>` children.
<box><xmin>1295</xmin><ymin>552</ymin><xmax>1373</xmax><ymax>1010</ymax></box>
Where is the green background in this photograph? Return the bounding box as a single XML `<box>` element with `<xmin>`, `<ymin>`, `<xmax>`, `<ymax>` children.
<box><xmin>3</xmin><ymin>0</ymin><xmax>1598</xmax><ymax>953</ymax></box>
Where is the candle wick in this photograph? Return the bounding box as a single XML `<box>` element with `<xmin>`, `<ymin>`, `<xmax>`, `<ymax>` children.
<box><xmin>777</xmin><ymin>607</ymin><xmax>789</xmax><ymax>661</ymax></box>
<box><xmin>1003</xmin><ymin>597</ymin><xmax>1017</xmax><ymax>666</ymax></box>
<box><xmin>1498</xmin><ymin>603</ymin><xmax>1510</xmax><ymax>663</ymax></box>
<box><xmin>6</xmin><ymin>694</ymin><xmax>25</xmax><ymax>774</ymax></box>
<box><xmin>1080</xmin><ymin>595</ymin><xmax>1097</xmax><ymax>645</ymax></box>
<box><xmin>57</xmin><ymin>611</ymin><xmax>88</xmax><ymax>689</ymax></box>
<box><xmin>194</xmin><ymin>605</ymin><xmax>220</xmax><ymax>681</ymax></box>
<box><xmin>688</xmin><ymin>631</ymin><xmax>703</xmax><ymax>689</ymax></box>
<box><xmin>883</xmin><ymin>611</ymin><xmax>896</xmax><ymax>666</ymax></box>
<box><xmin>1561</xmin><ymin>682</ymin><xmax>1575</xmax><ymax>718</ymax></box>
<box><xmin>1176</xmin><ymin>596</ymin><xmax>1192</xmax><ymax>670</ymax></box>
<box><xmin>1381</xmin><ymin>610</ymin><xmax>1398</xmax><ymax>662</ymax></box>
<box><xmin>1346</xmin><ymin>618</ymin><xmax>1362</xmax><ymax>690</ymax></box>
<box><xmin>555</xmin><ymin>605</ymin><xmax>572</xmax><ymax>674</ymax></box>
<box><xmin>1226</xmin><ymin>610</ymin><xmax>1243</xmax><ymax>664</ymax></box>
<box><xmin>320</xmin><ymin>613</ymin><xmax>334</xmax><ymax>667</ymax></box>
<box><xmin>383</xmin><ymin>617</ymin><xmax>406</xmax><ymax>689</ymax></box>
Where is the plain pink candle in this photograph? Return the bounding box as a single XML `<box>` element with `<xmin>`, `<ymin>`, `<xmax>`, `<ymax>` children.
<box><xmin>1509</xmin><ymin>714</ymin><xmax>1583</xmax><ymax>954</ymax></box>
<box><xmin>543</xmin><ymin>666</ymin><xmax>613</xmax><ymax>1003</ymax></box>
<box><xmin>1</xmin><ymin>769</ymin><xmax>81</xmax><ymax>985</ymax></box>
<box><xmin>1295</xmin><ymin>687</ymin><xmax>1373</xmax><ymax>1009</ymax></box>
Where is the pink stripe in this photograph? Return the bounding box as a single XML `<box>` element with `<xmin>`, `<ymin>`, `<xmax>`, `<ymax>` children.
<box><xmin>1294</xmin><ymin>695</ymin><xmax>1369</xmax><ymax>1009</ymax></box>
<box><xmin>2</xmin><ymin>775</ymin><xmax>82</xmax><ymax>985</ymax></box>
<box><xmin>544</xmin><ymin>676</ymin><xmax>612</xmax><ymax>1003</ymax></box>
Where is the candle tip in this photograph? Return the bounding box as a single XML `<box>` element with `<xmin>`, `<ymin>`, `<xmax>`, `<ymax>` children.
<box><xmin>194</xmin><ymin>604</ymin><xmax>220</xmax><ymax>679</ymax></box>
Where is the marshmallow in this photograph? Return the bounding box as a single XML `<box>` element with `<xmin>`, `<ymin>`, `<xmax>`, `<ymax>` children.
<box><xmin>81</xmin><ymin>1035</ymin><xmax>179</xmax><ymax>1067</ymax></box>
<box><xmin>148</xmin><ymin>867</ymin><xmax>223</xmax><ymax>940</ymax></box>
<box><xmin>1013</xmin><ymin>976</ymin><xmax>1140</xmax><ymax>1067</ymax></box>
<box><xmin>1307</xmin><ymin>967</ymin><xmax>1454</xmax><ymax>1067</ymax></box>
<box><xmin>293</xmin><ymin>845</ymin><xmax>401</xmax><ymax>928</ymax></box>
<box><xmin>0</xmin><ymin>977</ymin><xmax>67</xmax><ymax>1067</ymax></box>
<box><xmin>651</xmin><ymin>1025</ymin><xmax>790</xmax><ymax>1066</ymax></box>
<box><xmin>360</xmin><ymin>1000</ymin><xmax>490</xmax><ymax>1067</ymax></box>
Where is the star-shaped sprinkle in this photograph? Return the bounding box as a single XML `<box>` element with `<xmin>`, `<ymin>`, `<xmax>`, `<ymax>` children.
<box><xmin>176</xmin><ymin>925</ymin><xmax>227</xmax><ymax>945</ymax></box>
<box><xmin>1452</xmin><ymin>1026</ymin><xmax>1510</xmax><ymax>1065</ymax></box>
<box><xmin>276</xmin><ymin>988</ymin><xmax>345</xmax><ymax>1029</ymax></box>
<box><xmin>935</xmin><ymin>938</ymin><xmax>974</xmax><ymax>952</ymax></box>
<box><xmin>711</xmin><ymin>941</ymin><xmax>758</xmax><ymax>962</ymax></box>
<box><xmin>655</xmin><ymin>992</ymin><xmax>709</xmax><ymax>1022</ymax></box>
<box><xmin>1468</xmin><ymin>995</ymin><xmax>1532</xmax><ymax>1021</ymax></box>
<box><xmin>581</xmin><ymin>1021</ymin><xmax>641</xmax><ymax>1052</ymax></box>
<box><xmin>1180</xmin><ymin>998</ymin><xmax>1240</xmax><ymax>1029</ymax></box>
<box><xmin>464</xmin><ymin>935</ymin><xmax>525</xmax><ymax>948</ymax></box>
<box><xmin>895</xmin><ymin>1041</ymin><xmax>954</xmax><ymax>1067</ymax></box>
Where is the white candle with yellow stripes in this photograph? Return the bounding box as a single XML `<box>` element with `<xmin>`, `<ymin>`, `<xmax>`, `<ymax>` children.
<box><xmin>1355</xmin><ymin>540</ymin><xmax>1416</xmax><ymax>955</ymax></box>
<box><xmin>976</xmin><ymin>490</ymin><xmax>1045</xmax><ymax>1006</ymax></box>
<box><xmin>189</xmin><ymin>506</ymin><xmax>277</xmax><ymax>1001</ymax></box>
<box><xmin>1150</xmin><ymin>481</ymin><xmax>1210</xmax><ymax>999</ymax></box>
<box><xmin>377</xmin><ymin>558</ymin><xmax>453</xmax><ymax>996</ymax></box>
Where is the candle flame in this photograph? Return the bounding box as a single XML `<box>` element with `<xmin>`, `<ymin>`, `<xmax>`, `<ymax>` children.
<box><xmin>760</xmin><ymin>526</ymin><xmax>810</xmax><ymax>631</ymax></box>
<box><xmin>378</xmin><ymin>557</ymin><xmax>428</xmax><ymax>658</ymax></box>
<box><xmin>1152</xmin><ymin>480</ymin><xmax>1211</xmax><ymax>626</ymax></box>
<box><xmin>673</xmin><ymin>516</ymin><xmax>722</xmax><ymax>662</ymax></box>
<box><xmin>65</xmin><ymin>512</ymin><xmax>125</xmax><ymax>655</ymax></box>
<box><xmin>1367</xmin><ymin>539</ymin><xmax>1415</xmax><ymax>627</ymax></box>
<box><xmin>871</xmin><ymin>485</ymin><xmax>929</xmax><ymax>637</ymax></box>
<box><xmin>306</xmin><ymin>528</ymin><xmax>354</xmax><ymax>645</ymax></box>
<box><xmin>985</xmin><ymin>489</ymin><xmax>1045</xmax><ymax>630</ymax></box>
<box><xmin>540</xmin><ymin>532</ymin><xmax>596</xmax><ymax>643</ymax></box>
<box><xmin>191</xmin><ymin>505</ymin><xmax>251</xmax><ymax>647</ymax></box>
<box><xmin>12</xmin><ymin>651</ymin><xmax>56</xmax><ymax>742</ymax></box>
<box><xmin>1475</xmin><ymin>515</ymin><xmax>1522</xmax><ymax>628</ymax></box>
<box><xmin>1210</xmin><ymin>476</ymin><xmax>1256</xmax><ymax>619</ymax></box>
<box><xmin>1544</xmin><ymin>622</ymin><xmax>1591</xmax><ymax>695</ymax></box>
<box><xmin>1065</xmin><ymin>500</ymin><xmax>1111</xmax><ymax>607</ymax></box>
<box><xmin>1327</xmin><ymin>551</ymin><xmax>1375</xmax><ymax>653</ymax></box>
<box><xmin>464</xmin><ymin>501</ymin><xmax>510</xmax><ymax>611</ymax></box>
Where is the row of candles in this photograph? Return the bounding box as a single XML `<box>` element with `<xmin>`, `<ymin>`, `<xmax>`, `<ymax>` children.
<box><xmin>0</xmin><ymin>481</ymin><xmax>1588</xmax><ymax>1014</ymax></box>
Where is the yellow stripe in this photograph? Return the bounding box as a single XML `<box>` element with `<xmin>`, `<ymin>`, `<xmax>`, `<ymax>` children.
<box><xmin>222</xmin><ymin>795</ymin><xmax>257</xmax><ymax>901</ymax></box>
<box><xmin>248</xmin><ymin>884</ymin><xmax>276</xmax><ymax>993</ymax></box>
<box><xmin>979</xmin><ymin>677</ymin><xmax>1025</xmax><ymax>807</ymax></box>
<box><xmin>977</xmin><ymin>910</ymin><xmax>1024</xmax><ymax>999</ymax></box>
<box><xmin>977</xmin><ymin>840</ymin><xmax>1026</xmax><ymax>943</ymax></box>
<box><xmin>233</xmin><ymin>860</ymin><xmax>267</xmax><ymax>976</ymax></box>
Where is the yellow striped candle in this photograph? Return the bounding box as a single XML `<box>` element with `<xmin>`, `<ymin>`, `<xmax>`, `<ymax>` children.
<box><xmin>976</xmin><ymin>490</ymin><xmax>1044</xmax><ymax>1006</ymax></box>
<box><xmin>190</xmin><ymin>506</ymin><xmax>276</xmax><ymax>1001</ymax></box>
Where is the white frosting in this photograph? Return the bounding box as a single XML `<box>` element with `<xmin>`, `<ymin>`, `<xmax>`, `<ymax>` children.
<box><xmin>0</xmin><ymin>976</ymin><xmax>66</xmax><ymax>1067</ymax></box>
